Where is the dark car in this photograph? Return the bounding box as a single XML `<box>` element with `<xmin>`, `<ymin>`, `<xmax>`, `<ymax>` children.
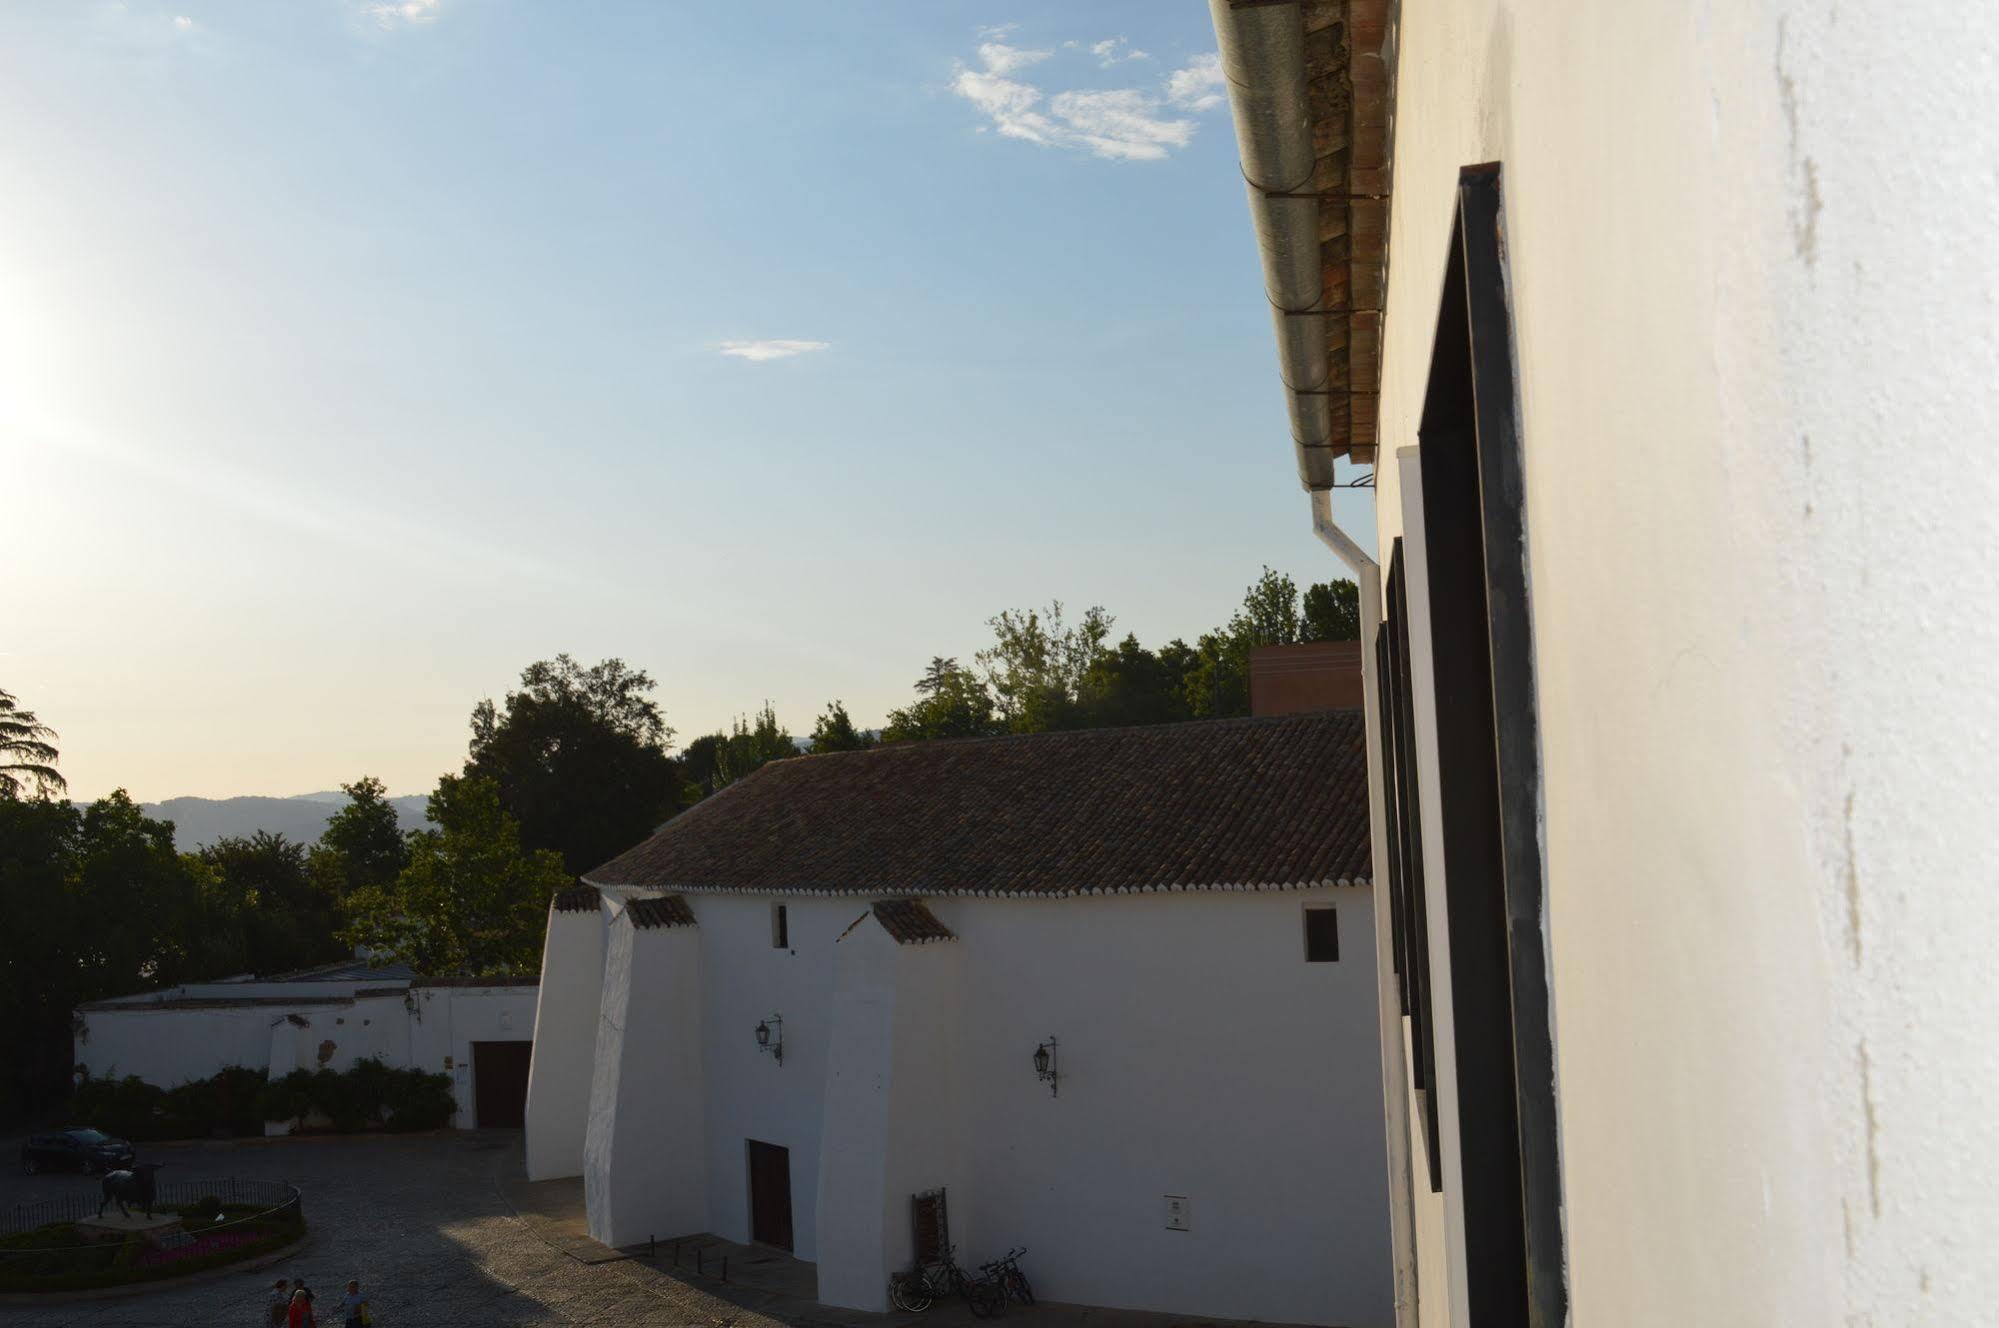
<box><xmin>19</xmin><ymin>1128</ymin><xmax>136</xmax><ymax>1176</ymax></box>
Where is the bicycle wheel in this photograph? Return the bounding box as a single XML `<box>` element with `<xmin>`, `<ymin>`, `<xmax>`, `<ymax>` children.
<box><xmin>1005</xmin><ymin>1268</ymin><xmax>1035</xmax><ymax>1306</ymax></box>
<box><xmin>890</xmin><ymin>1274</ymin><xmax>935</xmax><ymax>1313</ymax></box>
<box><xmin>968</xmin><ymin>1280</ymin><xmax>1007</xmax><ymax>1318</ymax></box>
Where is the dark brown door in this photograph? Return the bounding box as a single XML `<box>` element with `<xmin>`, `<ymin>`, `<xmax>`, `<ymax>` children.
<box><xmin>472</xmin><ymin>1040</ymin><xmax>533</xmax><ymax>1129</ymax></box>
<box><xmin>746</xmin><ymin>1140</ymin><xmax>793</xmax><ymax>1250</ymax></box>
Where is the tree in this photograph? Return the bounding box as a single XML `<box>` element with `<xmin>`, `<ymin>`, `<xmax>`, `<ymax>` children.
<box><xmin>342</xmin><ymin>775</ymin><xmax>569</xmax><ymax>976</ymax></box>
<box><xmin>0</xmin><ymin>688</ymin><xmax>64</xmax><ymax>799</ymax></box>
<box><xmin>715</xmin><ymin>703</ymin><xmax>796</xmax><ymax>787</ymax></box>
<box><xmin>201</xmin><ymin>832</ymin><xmax>344</xmax><ymax>977</ymax></box>
<box><xmin>309</xmin><ymin>777</ymin><xmax>410</xmax><ymax>901</ymax></box>
<box><xmin>977</xmin><ymin>602</ymin><xmax>1114</xmax><ymax>733</ymax></box>
<box><xmin>882</xmin><ymin>658</ymin><xmax>1001</xmax><ymax>743</ymax></box>
<box><xmin>1302</xmin><ymin>579</ymin><xmax>1362</xmax><ymax>642</ymax></box>
<box><xmin>679</xmin><ymin>734</ymin><xmax>725</xmax><ymax>799</ymax></box>
<box><xmin>465</xmin><ymin>655</ymin><xmax>683</xmax><ymax>876</ymax></box>
<box><xmin>809</xmin><ymin>701</ymin><xmax>875</xmax><ymax>754</ymax></box>
<box><xmin>1077</xmin><ymin>634</ymin><xmax>1196</xmax><ymax>728</ymax></box>
<box><xmin>0</xmin><ymin>792</ymin><xmax>209</xmax><ymax>1118</ymax></box>
<box><xmin>1185</xmin><ymin>568</ymin><xmax>1311</xmax><ymax>718</ymax></box>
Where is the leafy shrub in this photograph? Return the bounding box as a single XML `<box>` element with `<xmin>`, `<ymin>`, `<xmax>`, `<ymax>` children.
<box><xmin>72</xmin><ymin>1059</ymin><xmax>455</xmax><ymax>1141</ymax></box>
<box><xmin>184</xmin><ymin>1195</ymin><xmax>224</xmax><ymax>1221</ymax></box>
<box><xmin>253</xmin><ymin>1069</ymin><xmax>316</xmax><ymax>1127</ymax></box>
<box><xmin>380</xmin><ymin>1064</ymin><xmax>455</xmax><ymax>1131</ymax></box>
<box><xmin>68</xmin><ymin>1073</ymin><xmax>169</xmax><ymax>1141</ymax></box>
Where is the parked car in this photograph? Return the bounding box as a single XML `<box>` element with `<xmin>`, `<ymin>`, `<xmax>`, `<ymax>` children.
<box><xmin>19</xmin><ymin>1128</ymin><xmax>136</xmax><ymax>1176</ymax></box>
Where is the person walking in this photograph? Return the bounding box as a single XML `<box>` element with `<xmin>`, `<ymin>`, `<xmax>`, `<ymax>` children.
<box><xmin>287</xmin><ymin>1286</ymin><xmax>316</xmax><ymax>1328</ymax></box>
<box><xmin>339</xmin><ymin>1278</ymin><xmax>371</xmax><ymax>1328</ymax></box>
<box><xmin>267</xmin><ymin>1278</ymin><xmax>291</xmax><ymax>1327</ymax></box>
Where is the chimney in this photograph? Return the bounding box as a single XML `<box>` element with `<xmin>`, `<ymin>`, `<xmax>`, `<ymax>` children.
<box><xmin>1249</xmin><ymin>641</ymin><xmax>1365</xmax><ymax>716</ymax></box>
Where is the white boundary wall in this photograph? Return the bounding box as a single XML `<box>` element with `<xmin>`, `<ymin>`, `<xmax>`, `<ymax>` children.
<box><xmin>1362</xmin><ymin>3</ymin><xmax>1999</xmax><ymax>1323</ymax></box>
<box><xmin>75</xmin><ymin>983</ymin><xmax>536</xmax><ymax>1128</ymax></box>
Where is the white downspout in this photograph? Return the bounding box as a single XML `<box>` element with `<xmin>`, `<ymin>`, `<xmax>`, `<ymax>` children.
<box><xmin>1313</xmin><ymin>491</ymin><xmax>1419</xmax><ymax>1328</ymax></box>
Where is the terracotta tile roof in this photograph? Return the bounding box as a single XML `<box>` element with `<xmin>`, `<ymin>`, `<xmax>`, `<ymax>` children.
<box><xmin>872</xmin><ymin>899</ymin><xmax>956</xmax><ymax>945</ymax></box>
<box><xmin>626</xmin><ymin>895</ymin><xmax>697</xmax><ymax>930</ymax></box>
<box><xmin>585</xmin><ymin>712</ymin><xmax>1370</xmax><ymax>898</ymax></box>
<box><xmin>553</xmin><ymin>884</ymin><xmax>601</xmax><ymax>913</ymax></box>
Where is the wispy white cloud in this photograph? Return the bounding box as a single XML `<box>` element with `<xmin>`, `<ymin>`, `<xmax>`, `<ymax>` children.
<box><xmin>1090</xmin><ymin>36</ymin><xmax>1150</xmax><ymax>67</ymax></box>
<box><xmin>172</xmin><ymin>14</ymin><xmax>194</xmax><ymax>30</ymax></box>
<box><xmin>363</xmin><ymin>0</ymin><xmax>439</xmax><ymax>28</ymax></box>
<box><xmin>975</xmin><ymin>42</ymin><xmax>1049</xmax><ymax>76</ymax></box>
<box><xmin>975</xmin><ymin>22</ymin><xmax>1017</xmax><ymax>40</ymax></box>
<box><xmin>1166</xmin><ymin>52</ymin><xmax>1225</xmax><ymax>112</ymax></box>
<box><xmin>951</xmin><ymin>37</ymin><xmax>1222</xmax><ymax>162</ymax></box>
<box><xmin>719</xmin><ymin>339</ymin><xmax>831</xmax><ymax>363</ymax></box>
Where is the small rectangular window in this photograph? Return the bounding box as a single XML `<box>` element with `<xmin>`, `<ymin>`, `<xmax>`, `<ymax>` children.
<box><xmin>1304</xmin><ymin>906</ymin><xmax>1338</xmax><ymax>962</ymax></box>
<box><xmin>772</xmin><ymin>903</ymin><xmax>789</xmax><ymax>949</ymax></box>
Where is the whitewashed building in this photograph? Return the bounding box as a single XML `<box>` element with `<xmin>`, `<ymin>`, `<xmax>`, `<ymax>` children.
<box><xmin>76</xmin><ymin>959</ymin><xmax>539</xmax><ymax>1130</ymax></box>
<box><xmin>1207</xmin><ymin>2</ymin><xmax>1999</xmax><ymax>1325</ymax></box>
<box><xmin>525</xmin><ymin>713</ymin><xmax>1394</xmax><ymax>1326</ymax></box>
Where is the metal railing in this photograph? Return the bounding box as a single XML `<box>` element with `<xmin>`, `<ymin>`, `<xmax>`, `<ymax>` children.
<box><xmin>0</xmin><ymin>1179</ymin><xmax>303</xmax><ymax>1287</ymax></box>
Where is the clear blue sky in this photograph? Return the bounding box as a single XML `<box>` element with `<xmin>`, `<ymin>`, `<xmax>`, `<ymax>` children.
<box><xmin>4</xmin><ymin>0</ymin><xmax>1375</xmax><ymax>801</ymax></box>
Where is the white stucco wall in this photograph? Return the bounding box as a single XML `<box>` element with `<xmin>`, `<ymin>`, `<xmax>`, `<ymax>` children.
<box><xmin>943</xmin><ymin>890</ymin><xmax>1391</xmax><ymax>1327</ymax></box>
<box><xmin>525</xmin><ymin>899</ymin><xmax>608</xmax><ymax>1179</ymax></box>
<box><xmin>696</xmin><ymin>894</ymin><xmax>846</xmax><ymax>1262</ymax></box>
<box><xmin>75</xmin><ymin>983</ymin><xmax>532</xmax><ymax>1128</ymax></box>
<box><xmin>1356</xmin><ymin>3</ymin><xmax>1999</xmax><ymax>1323</ymax></box>
<box><xmin>409</xmin><ymin>985</ymin><xmax>539</xmax><ymax>1129</ymax></box>
<box><xmin>584</xmin><ymin>915</ymin><xmax>708</xmax><ymax>1246</ymax></box>
<box><xmin>571</xmin><ymin>885</ymin><xmax>1389</xmax><ymax>1325</ymax></box>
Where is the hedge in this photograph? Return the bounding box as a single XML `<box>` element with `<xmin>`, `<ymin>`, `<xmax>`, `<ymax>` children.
<box><xmin>68</xmin><ymin>1059</ymin><xmax>454</xmax><ymax>1141</ymax></box>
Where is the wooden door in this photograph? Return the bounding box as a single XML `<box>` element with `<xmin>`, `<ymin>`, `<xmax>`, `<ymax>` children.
<box><xmin>746</xmin><ymin>1140</ymin><xmax>793</xmax><ymax>1250</ymax></box>
<box><xmin>471</xmin><ymin>1040</ymin><xmax>533</xmax><ymax>1129</ymax></box>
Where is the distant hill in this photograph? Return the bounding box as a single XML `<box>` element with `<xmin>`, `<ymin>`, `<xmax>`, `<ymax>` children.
<box><xmin>109</xmin><ymin>793</ymin><xmax>432</xmax><ymax>852</ymax></box>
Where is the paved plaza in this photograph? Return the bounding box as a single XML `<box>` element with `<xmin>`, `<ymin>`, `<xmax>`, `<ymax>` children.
<box><xmin>0</xmin><ymin>1133</ymin><xmax>1279</xmax><ymax>1328</ymax></box>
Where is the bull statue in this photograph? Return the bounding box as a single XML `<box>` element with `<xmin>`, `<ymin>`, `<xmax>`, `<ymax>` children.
<box><xmin>98</xmin><ymin>1162</ymin><xmax>165</xmax><ymax>1219</ymax></box>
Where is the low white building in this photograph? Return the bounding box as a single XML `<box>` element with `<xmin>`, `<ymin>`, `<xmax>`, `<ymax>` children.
<box><xmin>525</xmin><ymin>712</ymin><xmax>1393</xmax><ymax>1327</ymax></box>
<box><xmin>76</xmin><ymin>959</ymin><xmax>539</xmax><ymax>1130</ymax></box>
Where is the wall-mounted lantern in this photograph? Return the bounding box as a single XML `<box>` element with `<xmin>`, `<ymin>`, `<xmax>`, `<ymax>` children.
<box><xmin>1033</xmin><ymin>1037</ymin><xmax>1058</xmax><ymax>1097</ymax></box>
<box><xmin>756</xmin><ymin>1014</ymin><xmax>784</xmax><ymax>1066</ymax></box>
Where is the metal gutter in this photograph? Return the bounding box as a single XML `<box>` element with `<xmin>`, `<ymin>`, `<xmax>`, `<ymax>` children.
<box><xmin>1211</xmin><ymin>0</ymin><xmax>1338</xmax><ymax>491</ymax></box>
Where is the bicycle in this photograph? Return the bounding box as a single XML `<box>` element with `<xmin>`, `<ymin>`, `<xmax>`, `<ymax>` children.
<box><xmin>889</xmin><ymin>1246</ymin><xmax>1006</xmax><ymax>1317</ymax></box>
<box><xmin>983</xmin><ymin>1247</ymin><xmax>1033</xmax><ymax>1307</ymax></box>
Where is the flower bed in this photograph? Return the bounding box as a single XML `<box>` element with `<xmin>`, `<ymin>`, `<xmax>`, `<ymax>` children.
<box><xmin>0</xmin><ymin>1190</ymin><xmax>305</xmax><ymax>1294</ymax></box>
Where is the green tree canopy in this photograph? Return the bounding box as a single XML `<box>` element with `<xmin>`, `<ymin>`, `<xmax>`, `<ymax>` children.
<box><xmin>808</xmin><ymin>701</ymin><xmax>875</xmax><ymax>754</ymax></box>
<box><xmin>201</xmin><ymin>831</ymin><xmax>345</xmax><ymax>978</ymax></box>
<box><xmin>715</xmin><ymin>703</ymin><xmax>796</xmax><ymax>787</ymax></box>
<box><xmin>976</xmin><ymin>601</ymin><xmax>1114</xmax><ymax>733</ymax></box>
<box><xmin>1077</xmin><ymin>634</ymin><xmax>1196</xmax><ymax>729</ymax></box>
<box><xmin>341</xmin><ymin>775</ymin><xmax>569</xmax><ymax>976</ymax></box>
<box><xmin>882</xmin><ymin>658</ymin><xmax>1001</xmax><ymax>743</ymax></box>
<box><xmin>0</xmin><ymin>792</ymin><xmax>209</xmax><ymax>1117</ymax></box>
<box><xmin>465</xmin><ymin>655</ymin><xmax>683</xmax><ymax>876</ymax></box>
<box><xmin>0</xmin><ymin>688</ymin><xmax>64</xmax><ymax>799</ymax></box>
<box><xmin>309</xmin><ymin>776</ymin><xmax>411</xmax><ymax>902</ymax></box>
<box><xmin>1302</xmin><ymin>579</ymin><xmax>1362</xmax><ymax>642</ymax></box>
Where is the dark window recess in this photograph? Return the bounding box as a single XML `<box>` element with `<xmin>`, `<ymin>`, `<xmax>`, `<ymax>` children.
<box><xmin>1304</xmin><ymin>907</ymin><xmax>1339</xmax><ymax>961</ymax></box>
<box><xmin>1410</xmin><ymin>163</ymin><xmax>1566</xmax><ymax>1327</ymax></box>
<box><xmin>772</xmin><ymin>904</ymin><xmax>788</xmax><ymax>949</ymax></box>
<box><xmin>1383</xmin><ymin>542</ymin><xmax>1444</xmax><ymax>1193</ymax></box>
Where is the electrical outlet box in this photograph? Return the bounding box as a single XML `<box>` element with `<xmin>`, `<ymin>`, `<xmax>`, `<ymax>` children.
<box><xmin>1164</xmin><ymin>1195</ymin><xmax>1191</xmax><ymax>1231</ymax></box>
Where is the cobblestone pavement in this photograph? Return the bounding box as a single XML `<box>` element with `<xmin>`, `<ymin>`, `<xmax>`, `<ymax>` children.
<box><xmin>0</xmin><ymin>1131</ymin><xmax>806</xmax><ymax>1328</ymax></box>
<box><xmin>1</xmin><ymin>1134</ymin><xmax>1274</xmax><ymax>1328</ymax></box>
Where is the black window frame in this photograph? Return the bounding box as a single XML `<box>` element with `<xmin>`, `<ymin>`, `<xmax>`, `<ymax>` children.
<box><xmin>1412</xmin><ymin>162</ymin><xmax>1566</xmax><ymax>1328</ymax></box>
